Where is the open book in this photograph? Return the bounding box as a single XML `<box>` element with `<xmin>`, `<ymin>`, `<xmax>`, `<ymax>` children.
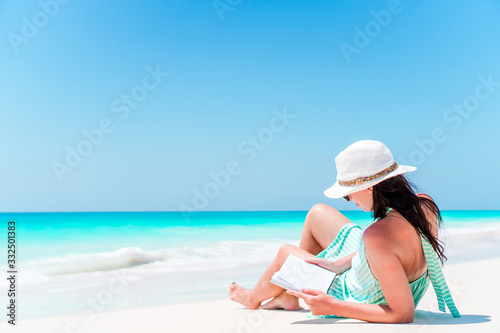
<box><xmin>270</xmin><ymin>255</ymin><xmax>336</xmax><ymax>293</ymax></box>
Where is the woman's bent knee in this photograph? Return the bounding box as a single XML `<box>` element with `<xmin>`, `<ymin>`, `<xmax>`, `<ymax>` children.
<box><xmin>305</xmin><ymin>203</ymin><xmax>351</xmax><ymax>249</ymax></box>
<box><xmin>278</xmin><ymin>244</ymin><xmax>297</xmax><ymax>257</ymax></box>
<box><xmin>308</xmin><ymin>204</ymin><xmax>339</xmax><ymax>220</ymax></box>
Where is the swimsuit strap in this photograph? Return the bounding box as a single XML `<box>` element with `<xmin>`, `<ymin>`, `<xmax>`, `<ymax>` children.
<box><xmin>421</xmin><ymin>235</ymin><xmax>461</xmax><ymax>318</ymax></box>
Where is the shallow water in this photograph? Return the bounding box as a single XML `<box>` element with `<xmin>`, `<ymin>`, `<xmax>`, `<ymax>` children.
<box><xmin>0</xmin><ymin>210</ymin><xmax>498</xmax><ymax>320</ymax></box>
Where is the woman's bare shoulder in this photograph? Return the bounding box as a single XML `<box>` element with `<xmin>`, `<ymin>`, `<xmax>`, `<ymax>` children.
<box><xmin>415</xmin><ymin>192</ymin><xmax>439</xmax><ymax>238</ymax></box>
<box><xmin>416</xmin><ymin>192</ymin><xmax>432</xmax><ymax>200</ymax></box>
<box><xmin>363</xmin><ymin>216</ymin><xmax>405</xmax><ymax>246</ymax></box>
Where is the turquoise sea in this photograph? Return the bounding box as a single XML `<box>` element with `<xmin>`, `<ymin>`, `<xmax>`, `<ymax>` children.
<box><xmin>1</xmin><ymin>210</ymin><xmax>499</xmax><ymax>320</ymax></box>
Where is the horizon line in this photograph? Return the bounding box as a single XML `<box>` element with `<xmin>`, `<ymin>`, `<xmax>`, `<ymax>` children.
<box><xmin>1</xmin><ymin>209</ymin><xmax>499</xmax><ymax>214</ymax></box>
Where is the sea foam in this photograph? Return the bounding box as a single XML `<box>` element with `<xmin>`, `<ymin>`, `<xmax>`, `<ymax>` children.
<box><xmin>9</xmin><ymin>240</ymin><xmax>297</xmax><ymax>286</ymax></box>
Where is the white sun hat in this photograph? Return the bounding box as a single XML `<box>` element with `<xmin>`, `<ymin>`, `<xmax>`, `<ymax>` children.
<box><xmin>324</xmin><ymin>140</ymin><xmax>417</xmax><ymax>199</ymax></box>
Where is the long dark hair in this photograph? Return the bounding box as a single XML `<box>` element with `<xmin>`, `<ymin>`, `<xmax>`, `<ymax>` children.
<box><xmin>372</xmin><ymin>174</ymin><xmax>446</xmax><ymax>263</ymax></box>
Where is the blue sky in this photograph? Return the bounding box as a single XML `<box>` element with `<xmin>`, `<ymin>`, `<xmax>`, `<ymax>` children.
<box><xmin>1</xmin><ymin>0</ymin><xmax>499</xmax><ymax>212</ymax></box>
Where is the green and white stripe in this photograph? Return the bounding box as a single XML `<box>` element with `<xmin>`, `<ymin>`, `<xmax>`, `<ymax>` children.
<box><xmin>421</xmin><ymin>235</ymin><xmax>461</xmax><ymax>318</ymax></box>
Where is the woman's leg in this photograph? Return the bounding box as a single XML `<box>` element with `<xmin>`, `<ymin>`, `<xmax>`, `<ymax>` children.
<box><xmin>229</xmin><ymin>204</ymin><xmax>352</xmax><ymax>309</ymax></box>
<box><xmin>229</xmin><ymin>244</ymin><xmax>313</xmax><ymax>309</ymax></box>
<box><xmin>259</xmin><ymin>204</ymin><xmax>353</xmax><ymax>310</ymax></box>
<box><xmin>299</xmin><ymin>204</ymin><xmax>353</xmax><ymax>255</ymax></box>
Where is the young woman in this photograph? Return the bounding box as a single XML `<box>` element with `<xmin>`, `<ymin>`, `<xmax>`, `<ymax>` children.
<box><xmin>228</xmin><ymin>140</ymin><xmax>460</xmax><ymax>323</ymax></box>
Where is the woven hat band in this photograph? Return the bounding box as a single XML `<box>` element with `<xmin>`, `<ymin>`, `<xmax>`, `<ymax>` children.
<box><xmin>338</xmin><ymin>162</ymin><xmax>398</xmax><ymax>187</ymax></box>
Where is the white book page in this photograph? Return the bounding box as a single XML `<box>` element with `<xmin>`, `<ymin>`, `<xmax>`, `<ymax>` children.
<box><xmin>271</xmin><ymin>255</ymin><xmax>336</xmax><ymax>293</ymax></box>
<box><xmin>269</xmin><ymin>275</ymin><xmax>301</xmax><ymax>293</ymax></box>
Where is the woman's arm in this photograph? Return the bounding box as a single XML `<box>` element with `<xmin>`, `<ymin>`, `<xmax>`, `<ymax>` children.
<box><xmin>305</xmin><ymin>251</ymin><xmax>358</xmax><ymax>274</ymax></box>
<box><xmin>359</xmin><ymin>224</ymin><xmax>416</xmax><ymax>322</ymax></box>
<box><xmin>289</xmin><ymin>224</ymin><xmax>416</xmax><ymax>323</ymax></box>
<box><xmin>288</xmin><ymin>289</ymin><xmax>414</xmax><ymax>323</ymax></box>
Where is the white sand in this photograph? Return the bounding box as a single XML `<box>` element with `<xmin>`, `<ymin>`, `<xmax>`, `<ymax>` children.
<box><xmin>2</xmin><ymin>255</ymin><xmax>499</xmax><ymax>333</ymax></box>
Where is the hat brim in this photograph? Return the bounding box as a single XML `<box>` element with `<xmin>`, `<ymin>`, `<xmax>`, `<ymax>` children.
<box><xmin>324</xmin><ymin>165</ymin><xmax>417</xmax><ymax>199</ymax></box>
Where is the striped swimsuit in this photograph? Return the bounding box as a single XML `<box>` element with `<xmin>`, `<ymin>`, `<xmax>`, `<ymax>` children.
<box><xmin>312</xmin><ymin>222</ymin><xmax>460</xmax><ymax>318</ymax></box>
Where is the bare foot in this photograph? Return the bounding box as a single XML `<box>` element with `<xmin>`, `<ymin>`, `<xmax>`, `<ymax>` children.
<box><xmin>259</xmin><ymin>291</ymin><xmax>303</xmax><ymax>311</ymax></box>
<box><xmin>228</xmin><ymin>282</ymin><xmax>259</xmax><ymax>309</ymax></box>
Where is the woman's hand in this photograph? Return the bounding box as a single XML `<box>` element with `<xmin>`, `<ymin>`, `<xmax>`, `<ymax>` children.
<box><xmin>304</xmin><ymin>258</ymin><xmax>346</xmax><ymax>274</ymax></box>
<box><xmin>286</xmin><ymin>289</ymin><xmax>339</xmax><ymax>316</ymax></box>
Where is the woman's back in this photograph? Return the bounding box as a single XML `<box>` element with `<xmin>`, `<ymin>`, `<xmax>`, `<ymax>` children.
<box><xmin>366</xmin><ymin>209</ymin><xmax>430</xmax><ymax>283</ymax></box>
<box><xmin>365</xmin><ymin>193</ymin><xmax>438</xmax><ymax>282</ymax></box>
